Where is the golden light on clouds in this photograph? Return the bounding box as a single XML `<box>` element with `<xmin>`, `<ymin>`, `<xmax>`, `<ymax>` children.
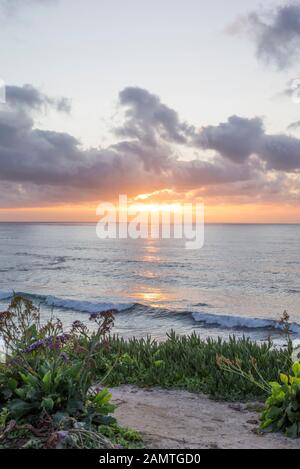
<box><xmin>0</xmin><ymin>181</ymin><xmax>299</xmax><ymax>225</ymax></box>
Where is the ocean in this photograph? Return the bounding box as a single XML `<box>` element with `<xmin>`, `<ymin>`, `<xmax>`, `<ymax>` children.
<box><xmin>0</xmin><ymin>223</ymin><xmax>299</xmax><ymax>343</ymax></box>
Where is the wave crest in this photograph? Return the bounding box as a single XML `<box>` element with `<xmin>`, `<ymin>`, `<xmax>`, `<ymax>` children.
<box><xmin>192</xmin><ymin>312</ymin><xmax>300</xmax><ymax>334</ymax></box>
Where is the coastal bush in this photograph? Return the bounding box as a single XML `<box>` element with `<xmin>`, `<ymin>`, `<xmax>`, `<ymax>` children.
<box><xmin>95</xmin><ymin>331</ymin><xmax>292</xmax><ymax>400</ymax></box>
<box><xmin>260</xmin><ymin>363</ymin><xmax>300</xmax><ymax>438</ymax></box>
<box><xmin>0</xmin><ymin>295</ymin><xmax>141</xmax><ymax>449</ymax></box>
<box><xmin>213</xmin><ymin>313</ymin><xmax>300</xmax><ymax>438</ymax></box>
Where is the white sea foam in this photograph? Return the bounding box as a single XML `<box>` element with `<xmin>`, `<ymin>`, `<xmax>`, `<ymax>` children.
<box><xmin>1</xmin><ymin>289</ymin><xmax>300</xmax><ymax>335</ymax></box>
<box><xmin>192</xmin><ymin>312</ymin><xmax>300</xmax><ymax>335</ymax></box>
<box><xmin>0</xmin><ymin>290</ymin><xmax>133</xmax><ymax>313</ymax></box>
<box><xmin>44</xmin><ymin>295</ymin><xmax>132</xmax><ymax>313</ymax></box>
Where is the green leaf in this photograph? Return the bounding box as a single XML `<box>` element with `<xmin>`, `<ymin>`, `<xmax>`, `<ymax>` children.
<box><xmin>25</xmin><ymin>385</ymin><xmax>39</xmax><ymax>401</ymax></box>
<box><xmin>8</xmin><ymin>378</ymin><xmax>18</xmax><ymax>391</ymax></box>
<box><xmin>42</xmin><ymin>397</ymin><xmax>54</xmax><ymax>412</ymax></box>
<box><xmin>94</xmin><ymin>388</ymin><xmax>112</xmax><ymax>406</ymax></box>
<box><xmin>15</xmin><ymin>388</ymin><xmax>26</xmax><ymax>399</ymax></box>
<box><xmin>154</xmin><ymin>360</ymin><xmax>164</xmax><ymax>368</ymax></box>
<box><xmin>8</xmin><ymin>399</ymin><xmax>37</xmax><ymax>419</ymax></box>
<box><xmin>286</xmin><ymin>423</ymin><xmax>298</xmax><ymax>439</ymax></box>
<box><xmin>54</xmin><ymin>371</ymin><xmax>63</xmax><ymax>386</ymax></box>
<box><xmin>20</xmin><ymin>372</ymin><xmax>39</xmax><ymax>387</ymax></box>
<box><xmin>42</xmin><ymin>370</ymin><xmax>52</xmax><ymax>390</ymax></box>
<box><xmin>95</xmin><ymin>415</ymin><xmax>116</xmax><ymax>426</ymax></box>
<box><xmin>268</xmin><ymin>406</ymin><xmax>283</xmax><ymax>419</ymax></box>
<box><xmin>66</xmin><ymin>399</ymin><xmax>84</xmax><ymax>415</ymax></box>
<box><xmin>290</xmin><ymin>376</ymin><xmax>300</xmax><ymax>386</ymax></box>
<box><xmin>95</xmin><ymin>403</ymin><xmax>116</xmax><ymax>414</ymax></box>
<box><xmin>292</xmin><ymin>362</ymin><xmax>300</xmax><ymax>378</ymax></box>
<box><xmin>270</xmin><ymin>381</ymin><xmax>281</xmax><ymax>392</ymax></box>
<box><xmin>19</xmin><ymin>372</ymin><xmax>30</xmax><ymax>384</ymax></box>
<box><xmin>260</xmin><ymin>418</ymin><xmax>273</xmax><ymax>430</ymax></box>
<box><xmin>280</xmin><ymin>373</ymin><xmax>289</xmax><ymax>385</ymax></box>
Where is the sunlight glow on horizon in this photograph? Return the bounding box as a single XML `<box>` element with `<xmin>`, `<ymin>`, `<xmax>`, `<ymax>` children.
<box><xmin>0</xmin><ymin>200</ymin><xmax>299</xmax><ymax>224</ymax></box>
<box><xmin>129</xmin><ymin>203</ymin><xmax>183</xmax><ymax>214</ymax></box>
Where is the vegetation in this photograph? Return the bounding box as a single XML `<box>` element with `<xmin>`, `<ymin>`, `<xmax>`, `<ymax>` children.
<box><xmin>0</xmin><ymin>295</ymin><xmax>141</xmax><ymax>449</ymax></box>
<box><xmin>213</xmin><ymin>312</ymin><xmax>300</xmax><ymax>438</ymax></box>
<box><xmin>0</xmin><ymin>294</ymin><xmax>299</xmax><ymax>446</ymax></box>
<box><xmin>98</xmin><ymin>424</ymin><xmax>143</xmax><ymax>449</ymax></box>
<box><xmin>96</xmin><ymin>332</ymin><xmax>292</xmax><ymax>401</ymax></box>
<box><xmin>260</xmin><ymin>362</ymin><xmax>300</xmax><ymax>438</ymax></box>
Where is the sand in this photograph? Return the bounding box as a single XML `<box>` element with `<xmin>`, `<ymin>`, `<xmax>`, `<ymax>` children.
<box><xmin>112</xmin><ymin>386</ymin><xmax>300</xmax><ymax>449</ymax></box>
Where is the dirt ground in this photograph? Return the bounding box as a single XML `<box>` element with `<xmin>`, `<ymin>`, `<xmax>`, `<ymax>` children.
<box><xmin>112</xmin><ymin>386</ymin><xmax>300</xmax><ymax>449</ymax></box>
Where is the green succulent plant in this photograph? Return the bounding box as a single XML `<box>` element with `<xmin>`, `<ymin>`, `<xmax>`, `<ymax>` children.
<box><xmin>260</xmin><ymin>362</ymin><xmax>300</xmax><ymax>438</ymax></box>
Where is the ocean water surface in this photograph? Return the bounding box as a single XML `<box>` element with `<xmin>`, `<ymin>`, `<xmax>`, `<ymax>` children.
<box><xmin>0</xmin><ymin>223</ymin><xmax>299</xmax><ymax>343</ymax></box>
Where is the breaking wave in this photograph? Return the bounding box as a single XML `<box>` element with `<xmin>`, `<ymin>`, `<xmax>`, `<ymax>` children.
<box><xmin>192</xmin><ymin>312</ymin><xmax>300</xmax><ymax>334</ymax></box>
<box><xmin>0</xmin><ymin>290</ymin><xmax>133</xmax><ymax>314</ymax></box>
<box><xmin>1</xmin><ymin>289</ymin><xmax>300</xmax><ymax>335</ymax></box>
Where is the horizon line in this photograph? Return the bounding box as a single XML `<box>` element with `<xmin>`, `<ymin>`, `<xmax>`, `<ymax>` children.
<box><xmin>0</xmin><ymin>221</ymin><xmax>299</xmax><ymax>225</ymax></box>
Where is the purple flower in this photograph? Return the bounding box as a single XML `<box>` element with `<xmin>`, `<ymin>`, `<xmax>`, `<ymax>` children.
<box><xmin>23</xmin><ymin>339</ymin><xmax>45</xmax><ymax>353</ymax></box>
<box><xmin>23</xmin><ymin>333</ymin><xmax>71</xmax><ymax>354</ymax></box>
<box><xmin>89</xmin><ymin>313</ymin><xmax>99</xmax><ymax>321</ymax></box>
<box><xmin>57</xmin><ymin>431</ymin><xmax>69</xmax><ymax>440</ymax></box>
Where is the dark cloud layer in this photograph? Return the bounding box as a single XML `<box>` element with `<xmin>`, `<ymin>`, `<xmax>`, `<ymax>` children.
<box><xmin>195</xmin><ymin>116</ymin><xmax>264</xmax><ymax>163</ymax></box>
<box><xmin>0</xmin><ymin>84</ymin><xmax>299</xmax><ymax>208</ymax></box>
<box><xmin>116</xmin><ymin>87</ymin><xmax>194</xmax><ymax>145</ymax></box>
<box><xmin>195</xmin><ymin>116</ymin><xmax>300</xmax><ymax>172</ymax></box>
<box><xmin>6</xmin><ymin>85</ymin><xmax>71</xmax><ymax>113</ymax></box>
<box><xmin>262</xmin><ymin>134</ymin><xmax>300</xmax><ymax>171</ymax></box>
<box><xmin>230</xmin><ymin>3</ymin><xmax>300</xmax><ymax>69</ymax></box>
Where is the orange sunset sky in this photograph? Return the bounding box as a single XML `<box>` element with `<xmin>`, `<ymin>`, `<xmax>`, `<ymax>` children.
<box><xmin>0</xmin><ymin>201</ymin><xmax>299</xmax><ymax>224</ymax></box>
<box><xmin>0</xmin><ymin>0</ymin><xmax>299</xmax><ymax>223</ymax></box>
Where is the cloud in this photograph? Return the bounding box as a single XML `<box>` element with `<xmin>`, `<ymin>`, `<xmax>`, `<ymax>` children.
<box><xmin>229</xmin><ymin>3</ymin><xmax>300</xmax><ymax>69</ymax></box>
<box><xmin>262</xmin><ymin>134</ymin><xmax>300</xmax><ymax>171</ymax></box>
<box><xmin>194</xmin><ymin>116</ymin><xmax>300</xmax><ymax>172</ymax></box>
<box><xmin>195</xmin><ymin>116</ymin><xmax>264</xmax><ymax>163</ymax></box>
<box><xmin>287</xmin><ymin>120</ymin><xmax>300</xmax><ymax>130</ymax></box>
<box><xmin>0</xmin><ymin>85</ymin><xmax>299</xmax><ymax>209</ymax></box>
<box><xmin>116</xmin><ymin>88</ymin><xmax>300</xmax><ymax>173</ymax></box>
<box><xmin>0</xmin><ymin>0</ymin><xmax>58</xmax><ymax>11</ymax></box>
<box><xmin>6</xmin><ymin>84</ymin><xmax>71</xmax><ymax>113</ymax></box>
<box><xmin>0</xmin><ymin>86</ymin><xmax>173</xmax><ymax>205</ymax></box>
<box><xmin>115</xmin><ymin>87</ymin><xmax>194</xmax><ymax>145</ymax></box>
<box><xmin>0</xmin><ymin>0</ymin><xmax>59</xmax><ymax>20</ymax></box>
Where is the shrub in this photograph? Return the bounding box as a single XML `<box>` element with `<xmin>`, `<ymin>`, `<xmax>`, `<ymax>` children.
<box><xmin>0</xmin><ymin>295</ymin><xmax>140</xmax><ymax>449</ymax></box>
<box><xmin>260</xmin><ymin>362</ymin><xmax>300</xmax><ymax>438</ymax></box>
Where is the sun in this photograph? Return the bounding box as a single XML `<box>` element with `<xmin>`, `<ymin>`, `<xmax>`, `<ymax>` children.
<box><xmin>128</xmin><ymin>203</ymin><xmax>182</xmax><ymax>214</ymax></box>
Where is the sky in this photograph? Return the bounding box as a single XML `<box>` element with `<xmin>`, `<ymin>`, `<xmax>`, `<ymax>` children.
<box><xmin>0</xmin><ymin>0</ymin><xmax>299</xmax><ymax>222</ymax></box>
